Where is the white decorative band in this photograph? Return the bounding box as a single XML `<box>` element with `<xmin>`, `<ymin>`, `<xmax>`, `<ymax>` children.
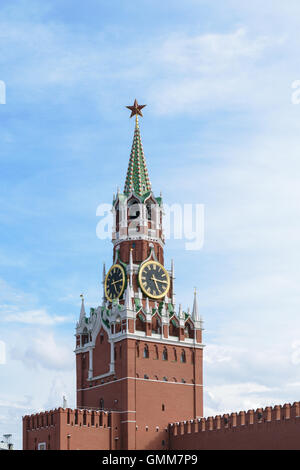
<box><xmin>77</xmin><ymin>376</ymin><xmax>203</xmax><ymax>392</ymax></box>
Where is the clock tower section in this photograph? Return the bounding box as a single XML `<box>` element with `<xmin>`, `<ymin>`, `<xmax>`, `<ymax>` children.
<box><xmin>75</xmin><ymin>101</ymin><xmax>204</xmax><ymax>450</ymax></box>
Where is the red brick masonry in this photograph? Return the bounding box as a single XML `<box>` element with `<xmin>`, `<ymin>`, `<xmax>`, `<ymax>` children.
<box><xmin>169</xmin><ymin>402</ymin><xmax>300</xmax><ymax>450</ymax></box>
<box><xmin>23</xmin><ymin>401</ymin><xmax>300</xmax><ymax>450</ymax></box>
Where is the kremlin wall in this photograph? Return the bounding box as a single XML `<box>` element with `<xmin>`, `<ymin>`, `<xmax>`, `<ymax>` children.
<box><xmin>23</xmin><ymin>401</ymin><xmax>300</xmax><ymax>450</ymax></box>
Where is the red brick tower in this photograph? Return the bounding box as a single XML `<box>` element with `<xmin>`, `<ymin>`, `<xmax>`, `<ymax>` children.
<box><xmin>75</xmin><ymin>101</ymin><xmax>204</xmax><ymax>450</ymax></box>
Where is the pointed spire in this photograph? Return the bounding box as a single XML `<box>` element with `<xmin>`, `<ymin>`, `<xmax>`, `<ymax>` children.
<box><xmin>129</xmin><ymin>248</ymin><xmax>133</xmax><ymax>288</ymax></box>
<box><xmin>79</xmin><ymin>294</ymin><xmax>86</xmax><ymax>322</ymax></box>
<box><xmin>124</xmin><ymin>118</ymin><xmax>152</xmax><ymax>196</ymax></box>
<box><xmin>125</xmin><ymin>283</ymin><xmax>133</xmax><ymax>310</ymax></box>
<box><xmin>102</xmin><ymin>263</ymin><xmax>106</xmax><ymax>283</ymax></box>
<box><xmin>102</xmin><ymin>263</ymin><xmax>106</xmax><ymax>302</ymax></box>
<box><xmin>192</xmin><ymin>288</ymin><xmax>200</xmax><ymax>321</ymax></box>
<box><xmin>178</xmin><ymin>303</ymin><xmax>184</xmax><ymax>320</ymax></box>
<box><xmin>171</xmin><ymin>259</ymin><xmax>175</xmax><ymax>278</ymax></box>
<box><xmin>145</xmin><ymin>296</ymin><xmax>150</xmax><ymax>314</ymax></box>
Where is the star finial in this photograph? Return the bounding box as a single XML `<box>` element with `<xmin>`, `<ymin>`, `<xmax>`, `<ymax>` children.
<box><xmin>126</xmin><ymin>99</ymin><xmax>146</xmax><ymax>118</ymax></box>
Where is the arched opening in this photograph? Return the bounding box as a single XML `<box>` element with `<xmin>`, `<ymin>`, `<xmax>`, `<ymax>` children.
<box><xmin>180</xmin><ymin>350</ymin><xmax>186</xmax><ymax>363</ymax></box>
<box><xmin>128</xmin><ymin>198</ymin><xmax>140</xmax><ymax>220</ymax></box>
<box><xmin>82</xmin><ymin>327</ymin><xmax>89</xmax><ymax>345</ymax></box>
<box><xmin>143</xmin><ymin>344</ymin><xmax>149</xmax><ymax>358</ymax></box>
<box><xmin>184</xmin><ymin>320</ymin><xmax>194</xmax><ymax>339</ymax></box>
<box><xmin>169</xmin><ymin>319</ymin><xmax>179</xmax><ymax>337</ymax></box>
<box><xmin>136</xmin><ymin>312</ymin><xmax>146</xmax><ymax>333</ymax></box>
<box><xmin>151</xmin><ymin>314</ymin><xmax>161</xmax><ymax>334</ymax></box>
<box><xmin>173</xmin><ymin>347</ymin><xmax>177</xmax><ymax>362</ymax></box>
<box><xmin>162</xmin><ymin>347</ymin><xmax>168</xmax><ymax>361</ymax></box>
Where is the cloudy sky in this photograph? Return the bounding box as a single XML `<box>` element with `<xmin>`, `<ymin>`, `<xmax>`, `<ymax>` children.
<box><xmin>1</xmin><ymin>0</ymin><xmax>300</xmax><ymax>449</ymax></box>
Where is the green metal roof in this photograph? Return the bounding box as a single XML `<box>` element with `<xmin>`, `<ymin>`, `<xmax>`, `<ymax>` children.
<box><xmin>124</xmin><ymin>119</ymin><xmax>152</xmax><ymax>196</ymax></box>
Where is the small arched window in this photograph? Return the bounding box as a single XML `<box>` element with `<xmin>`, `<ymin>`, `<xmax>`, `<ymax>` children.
<box><xmin>173</xmin><ymin>348</ymin><xmax>177</xmax><ymax>362</ymax></box>
<box><xmin>180</xmin><ymin>350</ymin><xmax>186</xmax><ymax>363</ymax></box>
<box><xmin>99</xmin><ymin>398</ymin><xmax>104</xmax><ymax>410</ymax></box>
<box><xmin>162</xmin><ymin>347</ymin><xmax>168</xmax><ymax>361</ymax></box>
<box><xmin>143</xmin><ymin>344</ymin><xmax>149</xmax><ymax>358</ymax></box>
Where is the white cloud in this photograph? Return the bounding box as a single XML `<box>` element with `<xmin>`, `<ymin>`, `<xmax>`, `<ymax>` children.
<box><xmin>204</xmin><ymin>344</ymin><xmax>240</xmax><ymax>364</ymax></box>
<box><xmin>204</xmin><ymin>382</ymin><xmax>276</xmax><ymax>417</ymax></box>
<box><xmin>0</xmin><ymin>278</ymin><xmax>71</xmax><ymax>325</ymax></box>
<box><xmin>4</xmin><ymin>308</ymin><xmax>69</xmax><ymax>326</ymax></box>
<box><xmin>11</xmin><ymin>332</ymin><xmax>73</xmax><ymax>370</ymax></box>
<box><xmin>0</xmin><ymin>341</ymin><xmax>6</xmax><ymax>365</ymax></box>
<box><xmin>149</xmin><ymin>28</ymin><xmax>286</xmax><ymax>114</ymax></box>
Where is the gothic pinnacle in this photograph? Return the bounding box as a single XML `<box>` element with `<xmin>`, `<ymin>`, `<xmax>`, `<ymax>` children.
<box><xmin>79</xmin><ymin>294</ymin><xmax>86</xmax><ymax>322</ymax></box>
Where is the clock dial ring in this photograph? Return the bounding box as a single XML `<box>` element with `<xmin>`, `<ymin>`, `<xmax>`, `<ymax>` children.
<box><xmin>105</xmin><ymin>264</ymin><xmax>126</xmax><ymax>302</ymax></box>
<box><xmin>138</xmin><ymin>260</ymin><xmax>170</xmax><ymax>299</ymax></box>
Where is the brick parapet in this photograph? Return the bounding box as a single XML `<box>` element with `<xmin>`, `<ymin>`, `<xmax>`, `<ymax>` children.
<box><xmin>23</xmin><ymin>407</ymin><xmax>117</xmax><ymax>450</ymax></box>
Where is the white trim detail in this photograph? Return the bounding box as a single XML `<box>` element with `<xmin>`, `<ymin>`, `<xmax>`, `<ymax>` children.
<box><xmin>78</xmin><ymin>376</ymin><xmax>203</xmax><ymax>391</ymax></box>
<box><xmin>112</xmin><ymin>333</ymin><xmax>205</xmax><ymax>349</ymax></box>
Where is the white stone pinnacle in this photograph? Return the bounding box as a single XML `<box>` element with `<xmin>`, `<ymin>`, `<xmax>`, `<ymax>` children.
<box><xmin>125</xmin><ymin>284</ymin><xmax>133</xmax><ymax>310</ymax></box>
<box><xmin>192</xmin><ymin>288</ymin><xmax>200</xmax><ymax>321</ymax></box>
<box><xmin>79</xmin><ymin>295</ymin><xmax>86</xmax><ymax>322</ymax></box>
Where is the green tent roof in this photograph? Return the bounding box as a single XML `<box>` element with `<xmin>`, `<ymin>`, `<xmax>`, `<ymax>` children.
<box><xmin>124</xmin><ymin>119</ymin><xmax>152</xmax><ymax>196</ymax></box>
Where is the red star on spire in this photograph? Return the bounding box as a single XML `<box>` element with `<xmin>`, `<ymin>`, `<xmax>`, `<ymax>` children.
<box><xmin>126</xmin><ymin>99</ymin><xmax>146</xmax><ymax>118</ymax></box>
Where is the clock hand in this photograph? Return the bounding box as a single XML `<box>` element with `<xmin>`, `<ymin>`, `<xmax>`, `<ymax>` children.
<box><xmin>151</xmin><ymin>276</ymin><xmax>159</xmax><ymax>290</ymax></box>
<box><xmin>152</xmin><ymin>276</ymin><xmax>168</xmax><ymax>284</ymax></box>
<box><xmin>111</xmin><ymin>279</ymin><xmax>122</xmax><ymax>285</ymax></box>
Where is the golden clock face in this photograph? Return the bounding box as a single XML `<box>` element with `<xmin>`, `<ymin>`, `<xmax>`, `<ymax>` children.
<box><xmin>105</xmin><ymin>264</ymin><xmax>126</xmax><ymax>302</ymax></box>
<box><xmin>138</xmin><ymin>260</ymin><xmax>170</xmax><ymax>299</ymax></box>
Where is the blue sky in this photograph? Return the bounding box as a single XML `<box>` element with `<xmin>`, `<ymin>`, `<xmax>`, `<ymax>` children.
<box><xmin>1</xmin><ymin>0</ymin><xmax>300</xmax><ymax>449</ymax></box>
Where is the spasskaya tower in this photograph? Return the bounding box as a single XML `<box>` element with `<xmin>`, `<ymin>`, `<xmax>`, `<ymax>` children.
<box><xmin>75</xmin><ymin>100</ymin><xmax>204</xmax><ymax>450</ymax></box>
